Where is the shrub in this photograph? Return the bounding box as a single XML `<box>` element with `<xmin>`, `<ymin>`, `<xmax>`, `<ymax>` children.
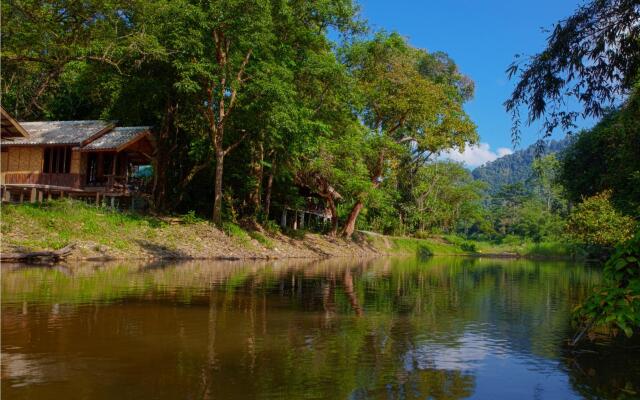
<box><xmin>444</xmin><ymin>235</ymin><xmax>477</xmax><ymax>252</ymax></box>
<box><xmin>460</xmin><ymin>241</ymin><xmax>477</xmax><ymax>252</ymax></box>
<box><xmin>182</xmin><ymin>210</ymin><xmax>202</xmax><ymax>225</ymax></box>
<box><xmin>573</xmin><ymin>232</ymin><xmax>640</xmax><ymax>339</ymax></box>
<box><xmin>566</xmin><ymin>190</ymin><xmax>637</xmax><ymax>247</ymax></box>
<box><xmin>417</xmin><ymin>245</ymin><xmax>433</xmax><ymax>259</ymax></box>
<box><xmin>263</xmin><ymin>219</ymin><xmax>280</xmax><ymax>234</ymax></box>
<box><xmin>500</xmin><ymin>234</ymin><xmax>522</xmax><ymax>245</ymax></box>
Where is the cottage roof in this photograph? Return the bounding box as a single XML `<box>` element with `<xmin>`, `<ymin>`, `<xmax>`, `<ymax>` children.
<box><xmin>0</xmin><ymin>107</ymin><xmax>29</xmax><ymax>138</ymax></box>
<box><xmin>1</xmin><ymin>120</ymin><xmax>114</xmax><ymax>146</ymax></box>
<box><xmin>83</xmin><ymin>127</ymin><xmax>151</xmax><ymax>151</ymax></box>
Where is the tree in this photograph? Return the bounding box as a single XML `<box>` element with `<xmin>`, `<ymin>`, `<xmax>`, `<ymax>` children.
<box><xmin>400</xmin><ymin>161</ymin><xmax>485</xmax><ymax>234</ymax></box>
<box><xmin>505</xmin><ymin>0</ymin><xmax>640</xmax><ymax>143</ymax></box>
<box><xmin>340</xmin><ymin>32</ymin><xmax>477</xmax><ymax>236</ymax></box>
<box><xmin>566</xmin><ymin>190</ymin><xmax>637</xmax><ymax>248</ymax></box>
<box><xmin>168</xmin><ymin>0</ymin><xmax>274</xmax><ymax>224</ymax></box>
<box><xmin>1</xmin><ymin>0</ymin><xmax>165</xmax><ymax>119</ymax></box>
<box><xmin>559</xmin><ymin>90</ymin><xmax>640</xmax><ymax>216</ymax></box>
<box><xmin>531</xmin><ymin>154</ymin><xmax>564</xmax><ymax>212</ymax></box>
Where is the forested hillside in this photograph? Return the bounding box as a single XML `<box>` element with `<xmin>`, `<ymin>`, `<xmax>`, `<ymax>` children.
<box><xmin>472</xmin><ymin>138</ymin><xmax>572</xmax><ymax>193</ymax></box>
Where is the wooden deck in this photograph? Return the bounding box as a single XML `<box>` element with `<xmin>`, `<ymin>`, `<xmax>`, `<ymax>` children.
<box><xmin>1</xmin><ymin>171</ymin><xmax>150</xmax><ymax>205</ymax></box>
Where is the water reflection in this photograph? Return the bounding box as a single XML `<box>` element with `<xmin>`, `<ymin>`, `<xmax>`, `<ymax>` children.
<box><xmin>1</xmin><ymin>257</ymin><xmax>637</xmax><ymax>399</ymax></box>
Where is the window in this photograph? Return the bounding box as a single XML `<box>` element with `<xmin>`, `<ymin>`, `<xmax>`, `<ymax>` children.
<box><xmin>43</xmin><ymin>147</ymin><xmax>71</xmax><ymax>173</ymax></box>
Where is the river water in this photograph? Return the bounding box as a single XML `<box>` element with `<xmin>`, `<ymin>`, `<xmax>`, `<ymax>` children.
<box><xmin>1</xmin><ymin>257</ymin><xmax>639</xmax><ymax>399</ymax></box>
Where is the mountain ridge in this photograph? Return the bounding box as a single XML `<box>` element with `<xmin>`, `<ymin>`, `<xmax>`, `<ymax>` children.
<box><xmin>472</xmin><ymin>137</ymin><xmax>573</xmax><ymax>193</ymax></box>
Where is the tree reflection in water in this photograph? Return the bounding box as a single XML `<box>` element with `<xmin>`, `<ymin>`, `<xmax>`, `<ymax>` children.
<box><xmin>2</xmin><ymin>257</ymin><xmax>635</xmax><ymax>400</ymax></box>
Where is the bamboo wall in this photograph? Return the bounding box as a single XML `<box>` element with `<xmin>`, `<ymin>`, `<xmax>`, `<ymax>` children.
<box><xmin>0</xmin><ymin>147</ymin><xmax>85</xmax><ymax>186</ymax></box>
<box><xmin>70</xmin><ymin>149</ymin><xmax>82</xmax><ymax>174</ymax></box>
<box><xmin>3</xmin><ymin>147</ymin><xmax>42</xmax><ymax>173</ymax></box>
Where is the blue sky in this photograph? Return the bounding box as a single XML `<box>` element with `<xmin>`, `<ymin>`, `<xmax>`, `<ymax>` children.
<box><xmin>358</xmin><ymin>0</ymin><xmax>595</xmax><ymax>167</ymax></box>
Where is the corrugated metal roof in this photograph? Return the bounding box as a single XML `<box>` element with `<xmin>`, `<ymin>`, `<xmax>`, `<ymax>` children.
<box><xmin>1</xmin><ymin>120</ymin><xmax>113</xmax><ymax>146</ymax></box>
<box><xmin>83</xmin><ymin>127</ymin><xmax>150</xmax><ymax>150</ymax></box>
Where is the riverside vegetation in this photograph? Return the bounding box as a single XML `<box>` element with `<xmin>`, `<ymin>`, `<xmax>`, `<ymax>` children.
<box><xmin>1</xmin><ymin>0</ymin><xmax>639</xmax><ymax>341</ymax></box>
<box><xmin>1</xmin><ymin>199</ymin><xmax>576</xmax><ymax>260</ymax></box>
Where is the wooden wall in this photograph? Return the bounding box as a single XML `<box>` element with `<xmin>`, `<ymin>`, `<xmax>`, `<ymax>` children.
<box><xmin>1</xmin><ymin>151</ymin><xmax>7</xmax><ymax>172</ymax></box>
<box><xmin>70</xmin><ymin>149</ymin><xmax>82</xmax><ymax>174</ymax></box>
<box><xmin>3</xmin><ymin>147</ymin><xmax>43</xmax><ymax>173</ymax></box>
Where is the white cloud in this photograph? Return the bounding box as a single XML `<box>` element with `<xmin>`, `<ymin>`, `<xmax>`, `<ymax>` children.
<box><xmin>441</xmin><ymin>143</ymin><xmax>513</xmax><ymax>168</ymax></box>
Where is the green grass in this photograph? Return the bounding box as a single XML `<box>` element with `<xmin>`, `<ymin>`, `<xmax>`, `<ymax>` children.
<box><xmin>364</xmin><ymin>234</ymin><xmax>469</xmax><ymax>256</ymax></box>
<box><xmin>2</xmin><ymin>200</ymin><xmax>273</xmax><ymax>255</ymax></box>
<box><xmin>362</xmin><ymin>232</ymin><xmax>580</xmax><ymax>259</ymax></box>
<box><xmin>221</xmin><ymin>222</ymin><xmax>253</xmax><ymax>248</ymax></box>
<box><xmin>471</xmin><ymin>238</ymin><xmax>583</xmax><ymax>259</ymax></box>
<box><xmin>1</xmin><ymin>199</ymin><xmax>168</xmax><ymax>251</ymax></box>
<box><xmin>248</xmin><ymin>230</ymin><xmax>275</xmax><ymax>249</ymax></box>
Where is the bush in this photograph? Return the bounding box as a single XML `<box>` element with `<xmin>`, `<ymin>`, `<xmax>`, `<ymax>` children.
<box><xmin>443</xmin><ymin>235</ymin><xmax>477</xmax><ymax>253</ymax></box>
<box><xmin>460</xmin><ymin>241</ymin><xmax>477</xmax><ymax>252</ymax></box>
<box><xmin>182</xmin><ymin>210</ymin><xmax>203</xmax><ymax>225</ymax></box>
<box><xmin>417</xmin><ymin>245</ymin><xmax>433</xmax><ymax>259</ymax></box>
<box><xmin>263</xmin><ymin>219</ymin><xmax>280</xmax><ymax>234</ymax></box>
<box><xmin>573</xmin><ymin>232</ymin><xmax>640</xmax><ymax>339</ymax></box>
<box><xmin>566</xmin><ymin>190</ymin><xmax>637</xmax><ymax>248</ymax></box>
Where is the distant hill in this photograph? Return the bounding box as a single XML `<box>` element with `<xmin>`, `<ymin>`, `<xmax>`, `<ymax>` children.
<box><xmin>472</xmin><ymin>137</ymin><xmax>573</xmax><ymax>193</ymax></box>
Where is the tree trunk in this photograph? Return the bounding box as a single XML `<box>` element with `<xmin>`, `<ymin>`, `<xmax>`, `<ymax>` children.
<box><xmin>263</xmin><ymin>163</ymin><xmax>274</xmax><ymax>220</ymax></box>
<box><xmin>212</xmin><ymin>147</ymin><xmax>224</xmax><ymax>225</ymax></box>
<box><xmin>341</xmin><ymin>201</ymin><xmax>364</xmax><ymax>237</ymax></box>
<box><xmin>341</xmin><ymin>153</ymin><xmax>384</xmax><ymax>238</ymax></box>
<box><xmin>248</xmin><ymin>139</ymin><xmax>264</xmax><ymax>218</ymax></box>
<box><xmin>327</xmin><ymin>197</ymin><xmax>339</xmax><ymax>236</ymax></box>
<box><xmin>151</xmin><ymin>102</ymin><xmax>177</xmax><ymax>211</ymax></box>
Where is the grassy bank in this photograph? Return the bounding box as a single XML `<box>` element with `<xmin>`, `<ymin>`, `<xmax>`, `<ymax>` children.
<box><xmin>363</xmin><ymin>232</ymin><xmax>580</xmax><ymax>259</ymax></box>
<box><xmin>441</xmin><ymin>234</ymin><xmax>584</xmax><ymax>259</ymax></box>
<box><xmin>0</xmin><ymin>200</ymin><xmax>578</xmax><ymax>260</ymax></box>
<box><xmin>0</xmin><ymin>200</ymin><xmax>379</xmax><ymax>260</ymax></box>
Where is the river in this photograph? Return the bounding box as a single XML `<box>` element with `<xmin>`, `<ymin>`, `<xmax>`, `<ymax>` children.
<box><xmin>1</xmin><ymin>256</ymin><xmax>638</xmax><ymax>399</ymax></box>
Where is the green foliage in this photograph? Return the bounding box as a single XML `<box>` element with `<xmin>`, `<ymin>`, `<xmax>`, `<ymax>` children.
<box><xmin>566</xmin><ymin>191</ymin><xmax>637</xmax><ymax>248</ymax></box>
<box><xmin>401</xmin><ymin>161</ymin><xmax>485</xmax><ymax>234</ymax></box>
<box><xmin>182</xmin><ymin>211</ymin><xmax>203</xmax><ymax>225</ymax></box>
<box><xmin>283</xmin><ymin>227</ymin><xmax>306</xmax><ymax>240</ymax></box>
<box><xmin>338</xmin><ymin>32</ymin><xmax>478</xmax><ymax>234</ymax></box>
<box><xmin>573</xmin><ymin>233</ymin><xmax>640</xmax><ymax>338</ymax></box>
<box><xmin>416</xmin><ymin>245</ymin><xmax>433</xmax><ymax>259</ymax></box>
<box><xmin>505</xmin><ymin>0</ymin><xmax>640</xmax><ymax>141</ymax></box>
<box><xmin>221</xmin><ymin>222</ymin><xmax>252</xmax><ymax>247</ymax></box>
<box><xmin>0</xmin><ymin>199</ymin><xmax>168</xmax><ymax>251</ymax></box>
<box><xmin>248</xmin><ymin>231</ymin><xmax>274</xmax><ymax>249</ymax></box>
<box><xmin>444</xmin><ymin>235</ymin><xmax>477</xmax><ymax>253</ymax></box>
<box><xmin>262</xmin><ymin>219</ymin><xmax>280</xmax><ymax>235</ymax></box>
<box><xmin>559</xmin><ymin>91</ymin><xmax>640</xmax><ymax>216</ymax></box>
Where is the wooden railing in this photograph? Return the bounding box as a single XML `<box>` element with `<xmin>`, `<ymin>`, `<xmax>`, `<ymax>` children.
<box><xmin>2</xmin><ymin>172</ymin><xmax>85</xmax><ymax>188</ymax></box>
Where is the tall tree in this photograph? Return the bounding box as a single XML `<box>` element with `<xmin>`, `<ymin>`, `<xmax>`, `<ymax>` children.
<box><xmin>340</xmin><ymin>32</ymin><xmax>477</xmax><ymax>236</ymax></box>
<box><xmin>1</xmin><ymin>0</ymin><xmax>165</xmax><ymax>119</ymax></box>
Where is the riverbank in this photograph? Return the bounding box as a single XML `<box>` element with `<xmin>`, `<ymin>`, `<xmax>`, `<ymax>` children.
<box><xmin>0</xmin><ymin>200</ymin><xmax>578</xmax><ymax>261</ymax></box>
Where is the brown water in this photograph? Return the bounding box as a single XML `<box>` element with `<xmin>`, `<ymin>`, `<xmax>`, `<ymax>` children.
<box><xmin>1</xmin><ymin>257</ymin><xmax>639</xmax><ymax>399</ymax></box>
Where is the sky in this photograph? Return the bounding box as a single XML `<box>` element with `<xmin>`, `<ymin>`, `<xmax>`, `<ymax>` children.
<box><xmin>358</xmin><ymin>0</ymin><xmax>595</xmax><ymax>167</ymax></box>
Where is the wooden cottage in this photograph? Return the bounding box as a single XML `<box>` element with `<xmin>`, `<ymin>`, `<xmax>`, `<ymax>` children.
<box><xmin>1</xmin><ymin>107</ymin><xmax>154</xmax><ymax>204</ymax></box>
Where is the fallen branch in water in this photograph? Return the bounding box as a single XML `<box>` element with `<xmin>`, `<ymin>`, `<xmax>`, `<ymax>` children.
<box><xmin>1</xmin><ymin>244</ymin><xmax>75</xmax><ymax>264</ymax></box>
